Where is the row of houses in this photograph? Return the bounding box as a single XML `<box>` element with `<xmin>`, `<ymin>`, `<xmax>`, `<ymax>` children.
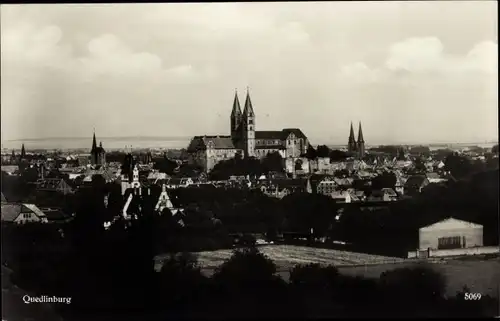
<box><xmin>285</xmin><ymin>155</ymin><xmax>446</xmax><ymax>176</ymax></box>
<box><xmin>1</xmin><ymin>193</ymin><xmax>72</xmax><ymax>224</ymax></box>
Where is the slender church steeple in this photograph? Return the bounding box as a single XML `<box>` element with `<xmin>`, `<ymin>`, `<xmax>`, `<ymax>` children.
<box><xmin>357</xmin><ymin>122</ymin><xmax>365</xmax><ymax>159</ymax></box>
<box><xmin>91</xmin><ymin>129</ymin><xmax>97</xmax><ymax>153</ymax></box>
<box><xmin>357</xmin><ymin>122</ymin><xmax>364</xmax><ymax>143</ymax></box>
<box><xmin>348</xmin><ymin>122</ymin><xmax>357</xmax><ymax>153</ymax></box>
<box><xmin>243</xmin><ymin>87</ymin><xmax>255</xmax><ymax>116</ymax></box>
<box><xmin>242</xmin><ymin>87</ymin><xmax>256</xmax><ymax>158</ymax></box>
<box><xmin>230</xmin><ymin>89</ymin><xmax>242</xmax><ymax>140</ymax></box>
<box><xmin>20</xmin><ymin>143</ymin><xmax>26</xmax><ymax>159</ymax></box>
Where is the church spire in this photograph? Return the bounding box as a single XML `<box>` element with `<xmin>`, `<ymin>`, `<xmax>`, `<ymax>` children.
<box><xmin>348</xmin><ymin>122</ymin><xmax>357</xmax><ymax>153</ymax></box>
<box><xmin>231</xmin><ymin>89</ymin><xmax>242</xmax><ymax>117</ymax></box>
<box><xmin>357</xmin><ymin>122</ymin><xmax>364</xmax><ymax>143</ymax></box>
<box><xmin>243</xmin><ymin>87</ymin><xmax>255</xmax><ymax>116</ymax></box>
<box><xmin>92</xmin><ymin>129</ymin><xmax>97</xmax><ymax>152</ymax></box>
<box><xmin>20</xmin><ymin>143</ymin><xmax>26</xmax><ymax>159</ymax></box>
<box><xmin>348</xmin><ymin>122</ymin><xmax>356</xmax><ymax>143</ymax></box>
<box><xmin>357</xmin><ymin>122</ymin><xmax>365</xmax><ymax>159</ymax></box>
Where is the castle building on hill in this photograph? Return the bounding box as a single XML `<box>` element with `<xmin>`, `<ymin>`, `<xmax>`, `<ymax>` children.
<box><xmin>187</xmin><ymin>89</ymin><xmax>309</xmax><ymax>172</ymax></box>
<box><xmin>90</xmin><ymin>131</ymin><xmax>106</xmax><ymax>166</ymax></box>
<box><xmin>347</xmin><ymin>122</ymin><xmax>365</xmax><ymax>159</ymax></box>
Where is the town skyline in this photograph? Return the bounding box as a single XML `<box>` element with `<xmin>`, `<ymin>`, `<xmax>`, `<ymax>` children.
<box><xmin>1</xmin><ymin>2</ymin><xmax>497</xmax><ymax>144</ymax></box>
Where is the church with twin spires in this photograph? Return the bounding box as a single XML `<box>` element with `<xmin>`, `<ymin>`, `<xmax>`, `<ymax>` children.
<box><xmin>347</xmin><ymin>122</ymin><xmax>365</xmax><ymax>159</ymax></box>
<box><xmin>187</xmin><ymin>89</ymin><xmax>310</xmax><ymax>172</ymax></box>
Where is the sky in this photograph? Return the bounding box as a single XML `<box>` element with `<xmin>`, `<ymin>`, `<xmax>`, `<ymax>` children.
<box><xmin>1</xmin><ymin>2</ymin><xmax>498</xmax><ymax>146</ymax></box>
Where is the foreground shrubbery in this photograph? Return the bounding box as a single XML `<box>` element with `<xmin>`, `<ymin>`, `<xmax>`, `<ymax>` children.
<box><xmin>4</xmin><ymin>220</ymin><xmax>498</xmax><ymax>320</ymax></box>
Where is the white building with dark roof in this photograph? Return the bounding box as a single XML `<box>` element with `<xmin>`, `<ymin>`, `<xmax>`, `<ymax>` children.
<box><xmin>1</xmin><ymin>203</ymin><xmax>48</xmax><ymax>224</ymax></box>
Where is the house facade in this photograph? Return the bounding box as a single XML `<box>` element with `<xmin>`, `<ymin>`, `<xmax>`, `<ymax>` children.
<box><xmin>404</xmin><ymin>175</ymin><xmax>430</xmax><ymax>196</ymax></box>
<box><xmin>1</xmin><ymin>203</ymin><xmax>48</xmax><ymax>224</ymax></box>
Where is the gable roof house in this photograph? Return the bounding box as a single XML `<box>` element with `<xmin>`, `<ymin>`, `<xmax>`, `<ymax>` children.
<box><xmin>425</xmin><ymin>172</ymin><xmax>448</xmax><ymax>184</ymax></box>
<box><xmin>1</xmin><ymin>203</ymin><xmax>48</xmax><ymax>224</ymax></box>
<box><xmin>404</xmin><ymin>175</ymin><xmax>430</xmax><ymax>196</ymax></box>
<box><xmin>375</xmin><ymin>188</ymin><xmax>398</xmax><ymax>202</ymax></box>
<box><xmin>331</xmin><ymin>190</ymin><xmax>352</xmax><ymax>203</ymax></box>
<box><xmin>36</xmin><ymin>178</ymin><xmax>74</xmax><ymax>195</ymax></box>
<box><xmin>40</xmin><ymin>208</ymin><xmax>74</xmax><ymax>224</ymax></box>
<box><xmin>1</xmin><ymin>165</ymin><xmax>20</xmax><ymax>176</ymax></box>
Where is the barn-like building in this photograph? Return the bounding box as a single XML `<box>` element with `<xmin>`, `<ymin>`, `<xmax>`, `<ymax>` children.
<box><xmin>409</xmin><ymin>217</ymin><xmax>487</xmax><ymax>258</ymax></box>
<box><xmin>418</xmin><ymin>217</ymin><xmax>483</xmax><ymax>251</ymax></box>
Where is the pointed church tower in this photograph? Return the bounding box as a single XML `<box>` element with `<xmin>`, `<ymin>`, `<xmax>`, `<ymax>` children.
<box><xmin>357</xmin><ymin>122</ymin><xmax>365</xmax><ymax>159</ymax></box>
<box><xmin>91</xmin><ymin>130</ymin><xmax>98</xmax><ymax>165</ymax></box>
<box><xmin>230</xmin><ymin>89</ymin><xmax>242</xmax><ymax>142</ymax></box>
<box><xmin>347</xmin><ymin>122</ymin><xmax>357</xmax><ymax>153</ymax></box>
<box><xmin>91</xmin><ymin>131</ymin><xmax>97</xmax><ymax>153</ymax></box>
<box><xmin>20</xmin><ymin>144</ymin><xmax>26</xmax><ymax>160</ymax></box>
<box><xmin>242</xmin><ymin>87</ymin><xmax>256</xmax><ymax>158</ymax></box>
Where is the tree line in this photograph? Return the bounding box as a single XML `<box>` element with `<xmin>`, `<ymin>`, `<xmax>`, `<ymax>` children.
<box><xmin>2</xmin><ymin>219</ymin><xmax>497</xmax><ymax>319</ymax></box>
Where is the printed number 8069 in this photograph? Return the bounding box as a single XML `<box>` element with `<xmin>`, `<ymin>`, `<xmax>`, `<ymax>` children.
<box><xmin>464</xmin><ymin>293</ymin><xmax>482</xmax><ymax>300</ymax></box>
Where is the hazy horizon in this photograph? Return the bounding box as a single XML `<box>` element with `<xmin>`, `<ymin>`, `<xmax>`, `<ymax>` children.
<box><xmin>1</xmin><ymin>2</ymin><xmax>498</xmax><ymax>145</ymax></box>
<box><xmin>1</xmin><ymin>135</ymin><xmax>497</xmax><ymax>151</ymax></box>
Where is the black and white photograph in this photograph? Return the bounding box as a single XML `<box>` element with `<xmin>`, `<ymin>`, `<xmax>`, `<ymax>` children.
<box><xmin>1</xmin><ymin>2</ymin><xmax>499</xmax><ymax>320</ymax></box>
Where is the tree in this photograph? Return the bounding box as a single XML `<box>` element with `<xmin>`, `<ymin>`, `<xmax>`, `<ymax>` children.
<box><xmin>212</xmin><ymin>247</ymin><xmax>280</xmax><ymax>291</ymax></box>
<box><xmin>304</xmin><ymin>144</ymin><xmax>317</xmax><ymax>160</ymax></box>
<box><xmin>154</xmin><ymin>158</ymin><xmax>178</xmax><ymax>175</ymax></box>
<box><xmin>371</xmin><ymin>172</ymin><xmax>397</xmax><ymax>190</ymax></box>
<box><xmin>329</xmin><ymin>149</ymin><xmax>348</xmax><ymax>162</ymax></box>
<box><xmin>261</xmin><ymin>151</ymin><xmax>284</xmax><ymax>173</ymax></box>
<box><xmin>316</xmin><ymin>145</ymin><xmax>331</xmax><ymax>158</ymax></box>
<box><xmin>156</xmin><ymin>252</ymin><xmax>209</xmax><ymax>311</ymax></box>
<box><xmin>410</xmin><ymin>146</ymin><xmax>431</xmax><ymax>156</ymax></box>
<box><xmin>333</xmin><ymin>169</ymin><xmax>349</xmax><ymax>178</ymax></box>
<box><xmin>485</xmin><ymin>156</ymin><xmax>499</xmax><ymax>170</ymax></box>
<box><xmin>379</xmin><ymin>265</ymin><xmax>447</xmax><ymax>305</ymax></box>
<box><xmin>289</xmin><ymin>263</ymin><xmax>339</xmax><ymax>292</ymax></box>
<box><xmin>491</xmin><ymin>144</ymin><xmax>498</xmax><ymax>154</ymax></box>
<box><xmin>444</xmin><ymin>153</ymin><xmax>474</xmax><ymax>179</ymax></box>
<box><xmin>414</xmin><ymin>158</ymin><xmax>426</xmax><ymax>172</ymax></box>
<box><xmin>372</xmin><ymin>145</ymin><xmax>400</xmax><ymax>157</ymax></box>
<box><xmin>20</xmin><ymin>166</ymin><xmax>39</xmax><ymax>183</ymax></box>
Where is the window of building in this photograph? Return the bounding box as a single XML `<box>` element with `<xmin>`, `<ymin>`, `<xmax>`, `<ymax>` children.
<box><xmin>249</xmin><ymin>119</ymin><xmax>253</xmax><ymax>125</ymax></box>
<box><xmin>438</xmin><ymin>236</ymin><xmax>462</xmax><ymax>249</ymax></box>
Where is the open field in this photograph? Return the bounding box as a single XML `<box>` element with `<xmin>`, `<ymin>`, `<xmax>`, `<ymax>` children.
<box><xmin>155</xmin><ymin>245</ymin><xmax>405</xmax><ymax>272</ymax></box>
<box><xmin>193</xmin><ymin>245</ymin><xmax>406</xmax><ymax>269</ymax></box>
<box><xmin>155</xmin><ymin>245</ymin><xmax>500</xmax><ymax>299</ymax></box>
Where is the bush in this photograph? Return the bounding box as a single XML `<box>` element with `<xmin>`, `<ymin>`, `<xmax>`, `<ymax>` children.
<box><xmin>289</xmin><ymin>263</ymin><xmax>339</xmax><ymax>292</ymax></box>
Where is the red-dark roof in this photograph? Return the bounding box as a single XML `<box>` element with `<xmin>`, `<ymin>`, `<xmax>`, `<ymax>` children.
<box><xmin>255</xmin><ymin>131</ymin><xmax>284</xmax><ymax>140</ymax></box>
<box><xmin>255</xmin><ymin>129</ymin><xmax>308</xmax><ymax>141</ymax></box>
<box><xmin>404</xmin><ymin>175</ymin><xmax>428</xmax><ymax>188</ymax></box>
<box><xmin>187</xmin><ymin>136</ymin><xmax>237</xmax><ymax>151</ymax></box>
<box><xmin>282</xmin><ymin>128</ymin><xmax>307</xmax><ymax>140</ymax></box>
